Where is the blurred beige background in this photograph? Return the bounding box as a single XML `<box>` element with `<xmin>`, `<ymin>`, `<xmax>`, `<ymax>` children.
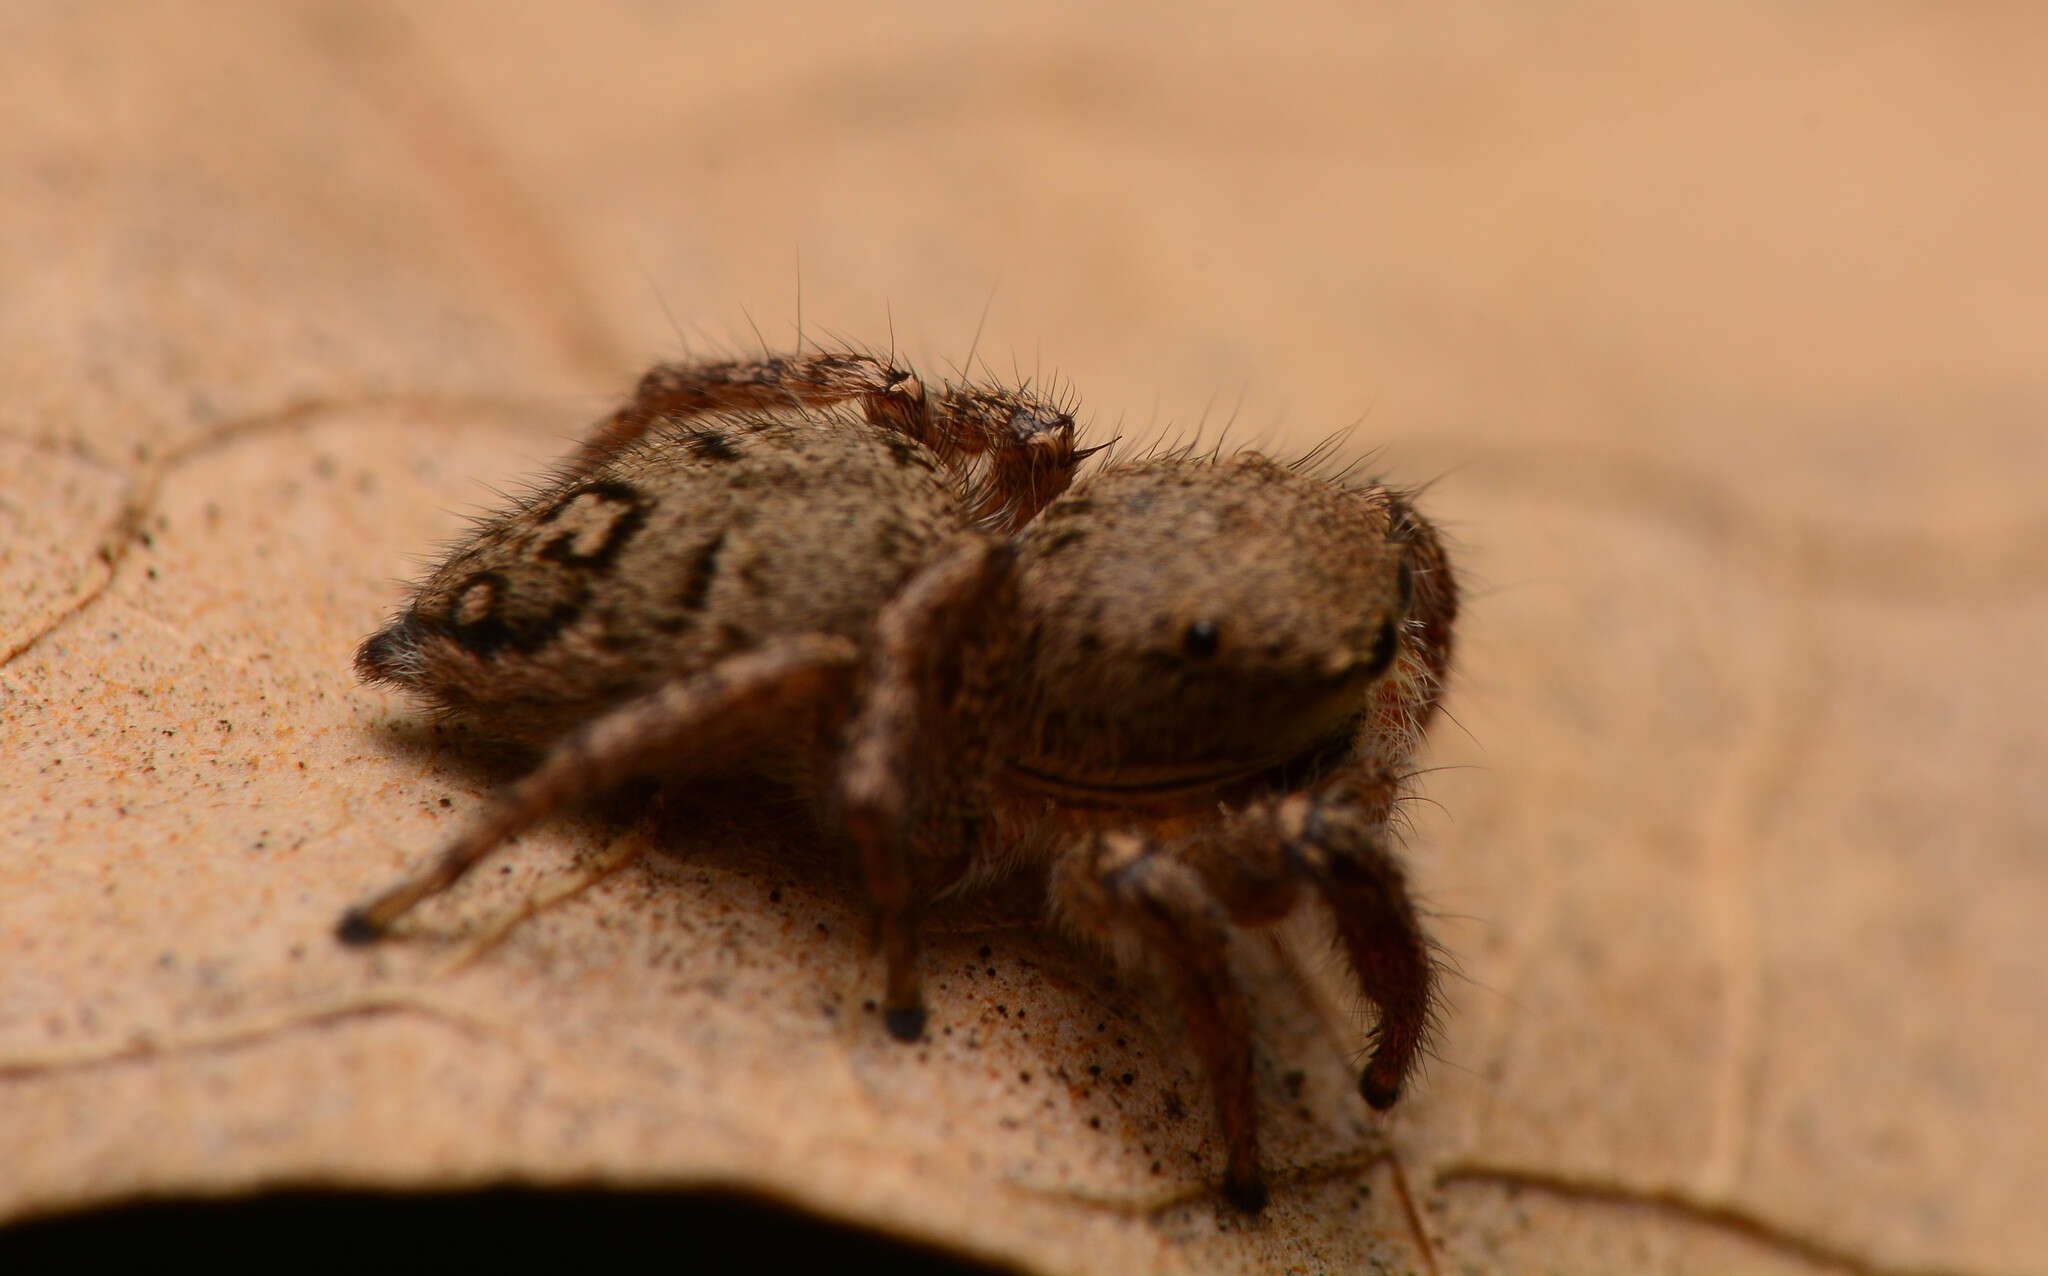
<box><xmin>4</xmin><ymin>4</ymin><xmax>2044</xmax><ymax>1273</ymax></box>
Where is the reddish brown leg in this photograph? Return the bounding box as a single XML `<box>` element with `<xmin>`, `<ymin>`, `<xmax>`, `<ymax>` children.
<box><xmin>931</xmin><ymin>383</ymin><xmax>1095</xmax><ymax>530</ymax></box>
<box><xmin>571</xmin><ymin>352</ymin><xmax>930</xmax><ymax>474</ymax></box>
<box><xmin>1039</xmin><ymin>774</ymin><xmax>1436</xmax><ymax>1212</ymax></box>
<box><xmin>1168</xmin><ymin>764</ymin><xmax>1436</xmax><ymax>1111</ymax></box>
<box><xmin>571</xmin><ymin>353</ymin><xmax>1095</xmax><ymax>529</ymax></box>
<box><xmin>1275</xmin><ymin>770</ymin><xmax>1436</xmax><ymax>1109</ymax></box>
<box><xmin>835</xmin><ymin>536</ymin><xmax>1013</xmax><ymax>1040</ymax></box>
<box><xmin>1328</xmin><ymin>856</ymin><xmax>1434</xmax><ymax>1108</ymax></box>
<box><xmin>338</xmin><ymin>634</ymin><xmax>858</xmax><ymax>943</ymax></box>
<box><xmin>1052</xmin><ymin>830</ymin><xmax>1268</xmax><ymax>1212</ymax></box>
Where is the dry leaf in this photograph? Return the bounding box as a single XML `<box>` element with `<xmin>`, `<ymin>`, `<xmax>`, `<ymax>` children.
<box><xmin>5</xmin><ymin>4</ymin><xmax>2044</xmax><ymax>1273</ymax></box>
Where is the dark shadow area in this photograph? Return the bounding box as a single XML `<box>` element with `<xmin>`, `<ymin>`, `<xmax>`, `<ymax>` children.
<box><xmin>0</xmin><ymin>1186</ymin><xmax>1027</xmax><ymax>1274</ymax></box>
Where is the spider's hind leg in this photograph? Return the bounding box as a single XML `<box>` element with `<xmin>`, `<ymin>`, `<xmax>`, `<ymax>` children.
<box><xmin>576</xmin><ymin>351</ymin><xmax>1096</xmax><ymax>530</ymax></box>
<box><xmin>572</xmin><ymin>352</ymin><xmax>931</xmax><ymax>475</ymax></box>
<box><xmin>338</xmin><ymin>634</ymin><xmax>860</xmax><ymax>944</ymax></box>
<box><xmin>929</xmin><ymin>383</ymin><xmax>1094</xmax><ymax>530</ymax></box>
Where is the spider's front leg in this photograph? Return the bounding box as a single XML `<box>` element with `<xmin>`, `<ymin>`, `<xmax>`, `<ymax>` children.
<box><xmin>1190</xmin><ymin>765</ymin><xmax>1437</xmax><ymax>1110</ymax></box>
<box><xmin>1043</xmin><ymin>767</ymin><xmax>1434</xmax><ymax>1212</ymax></box>
<box><xmin>1050</xmin><ymin>827</ymin><xmax>1269</xmax><ymax>1212</ymax></box>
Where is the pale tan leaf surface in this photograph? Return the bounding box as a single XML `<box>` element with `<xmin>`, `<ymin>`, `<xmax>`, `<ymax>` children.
<box><xmin>4</xmin><ymin>4</ymin><xmax>2043</xmax><ymax>1273</ymax></box>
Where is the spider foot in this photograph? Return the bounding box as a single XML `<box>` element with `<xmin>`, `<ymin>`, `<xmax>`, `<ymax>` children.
<box><xmin>1224</xmin><ymin>1166</ymin><xmax>1269</xmax><ymax>1214</ymax></box>
<box><xmin>1360</xmin><ymin>1040</ymin><xmax>1409</xmax><ymax>1109</ymax></box>
<box><xmin>335</xmin><ymin>907</ymin><xmax>385</xmax><ymax>946</ymax></box>
<box><xmin>1360</xmin><ymin>1068</ymin><xmax>1402</xmax><ymax>1110</ymax></box>
<box><xmin>882</xmin><ymin>1003</ymin><xmax>928</xmax><ymax>1042</ymax></box>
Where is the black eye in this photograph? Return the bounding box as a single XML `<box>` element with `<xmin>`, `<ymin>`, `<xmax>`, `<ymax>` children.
<box><xmin>1182</xmin><ymin>619</ymin><xmax>1220</xmax><ymax>658</ymax></box>
<box><xmin>1362</xmin><ymin>618</ymin><xmax>1401</xmax><ymax>679</ymax></box>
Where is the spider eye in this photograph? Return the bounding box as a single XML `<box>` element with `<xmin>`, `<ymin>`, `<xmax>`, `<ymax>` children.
<box><xmin>1182</xmin><ymin>619</ymin><xmax>1221</xmax><ymax>659</ymax></box>
<box><xmin>1361</xmin><ymin>618</ymin><xmax>1401</xmax><ymax>680</ymax></box>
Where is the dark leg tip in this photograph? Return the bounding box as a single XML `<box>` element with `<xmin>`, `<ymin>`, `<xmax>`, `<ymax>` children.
<box><xmin>1360</xmin><ymin>1070</ymin><xmax>1401</xmax><ymax>1110</ymax></box>
<box><xmin>336</xmin><ymin>909</ymin><xmax>383</xmax><ymax>947</ymax></box>
<box><xmin>883</xmin><ymin>1004</ymin><xmax>927</xmax><ymax>1042</ymax></box>
<box><xmin>1223</xmin><ymin>1170</ymin><xmax>1269</xmax><ymax>1214</ymax></box>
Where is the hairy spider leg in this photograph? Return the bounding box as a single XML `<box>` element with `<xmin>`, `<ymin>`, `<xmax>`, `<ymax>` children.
<box><xmin>338</xmin><ymin>635</ymin><xmax>859</xmax><ymax>943</ymax></box>
<box><xmin>835</xmin><ymin>536</ymin><xmax>1016</xmax><ymax>1039</ymax></box>
<box><xmin>572</xmin><ymin>353</ymin><xmax>1091</xmax><ymax>528</ymax></box>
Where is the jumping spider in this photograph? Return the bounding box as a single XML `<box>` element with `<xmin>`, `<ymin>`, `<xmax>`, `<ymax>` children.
<box><xmin>340</xmin><ymin>347</ymin><xmax>1458</xmax><ymax>1212</ymax></box>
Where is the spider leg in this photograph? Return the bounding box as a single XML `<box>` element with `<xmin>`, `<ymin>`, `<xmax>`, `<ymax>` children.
<box><xmin>571</xmin><ymin>352</ymin><xmax>931</xmax><ymax>474</ymax></box>
<box><xmin>929</xmin><ymin>382</ymin><xmax>1091</xmax><ymax>530</ymax></box>
<box><xmin>1050</xmin><ymin>829</ymin><xmax>1268</xmax><ymax>1213</ymax></box>
<box><xmin>1035</xmin><ymin>773</ymin><xmax>1427</xmax><ymax>1212</ymax></box>
<box><xmin>572</xmin><ymin>354</ymin><xmax>1092</xmax><ymax>530</ymax></box>
<box><xmin>837</xmin><ymin>535</ymin><xmax>1014</xmax><ymax>1041</ymax></box>
<box><xmin>338</xmin><ymin>634</ymin><xmax>859</xmax><ymax>944</ymax></box>
<box><xmin>1264</xmin><ymin>769</ymin><xmax>1435</xmax><ymax>1110</ymax></box>
<box><xmin>1162</xmin><ymin>763</ymin><xmax>1435</xmax><ymax>1112</ymax></box>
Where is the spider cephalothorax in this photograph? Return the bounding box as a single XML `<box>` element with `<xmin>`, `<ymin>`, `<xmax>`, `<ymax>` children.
<box><xmin>340</xmin><ymin>346</ymin><xmax>1456</xmax><ymax>1212</ymax></box>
